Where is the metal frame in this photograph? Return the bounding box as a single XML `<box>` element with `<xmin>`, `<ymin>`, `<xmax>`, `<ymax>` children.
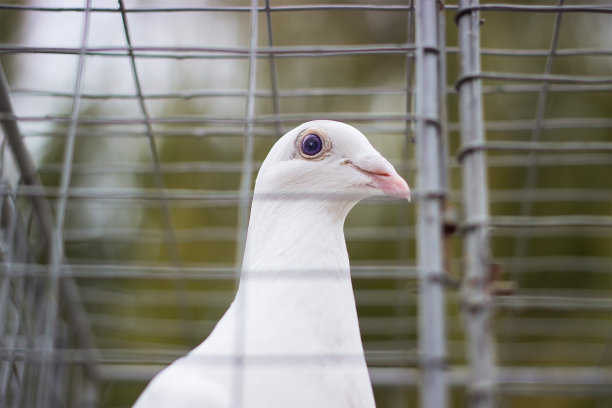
<box><xmin>415</xmin><ymin>1</ymin><xmax>448</xmax><ymax>407</ymax></box>
<box><xmin>0</xmin><ymin>2</ymin><xmax>610</xmax><ymax>407</ymax></box>
<box><xmin>456</xmin><ymin>1</ymin><xmax>496</xmax><ymax>406</ymax></box>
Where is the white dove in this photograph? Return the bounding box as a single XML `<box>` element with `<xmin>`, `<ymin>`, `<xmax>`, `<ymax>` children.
<box><xmin>133</xmin><ymin>120</ymin><xmax>410</xmax><ymax>408</ymax></box>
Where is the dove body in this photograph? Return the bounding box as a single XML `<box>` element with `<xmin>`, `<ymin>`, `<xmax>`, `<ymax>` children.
<box><xmin>133</xmin><ymin>121</ymin><xmax>409</xmax><ymax>408</ymax></box>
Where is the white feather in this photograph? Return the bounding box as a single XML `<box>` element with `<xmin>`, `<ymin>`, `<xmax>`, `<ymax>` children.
<box><xmin>133</xmin><ymin>121</ymin><xmax>409</xmax><ymax>408</ymax></box>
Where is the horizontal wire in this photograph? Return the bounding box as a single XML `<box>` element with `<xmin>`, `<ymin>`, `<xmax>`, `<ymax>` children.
<box><xmin>459</xmin><ymin>216</ymin><xmax>612</xmax><ymax>236</ymax></box>
<box><xmin>10</xmin><ymin>86</ymin><xmax>410</xmax><ymax>101</ymax></box>
<box><xmin>16</xmin><ymin>126</ymin><xmax>612</xmax><ymax>149</ymax></box>
<box><xmin>3</xmin><ymin>44</ymin><xmax>612</xmax><ymax>61</ymax></box>
<box><xmin>0</xmin><ymin>184</ymin><xmax>416</xmax><ymax>202</ymax></box>
<box><xmin>456</xmin><ymin>72</ymin><xmax>612</xmax><ymax>91</ymax></box>
<box><xmin>56</xmin><ymin>228</ymin><xmax>610</xmax><ymax>246</ymax></box>
<box><xmin>1</xmin><ymin>256</ymin><xmax>609</xmax><ymax>281</ymax></box>
<box><xmin>495</xmin><ymin>316</ymin><xmax>612</xmax><ymax>338</ymax></box>
<box><xmin>475</xmin><ymin>47</ymin><xmax>612</xmax><ymax>58</ymax></box>
<box><xmin>86</xmin><ymin>319</ymin><xmax>607</xmax><ymax>351</ymax></box>
<box><xmin>53</xmin><ymin>218</ymin><xmax>612</xmax><ymax>245</ymax></box>
<box><xmin>4</xmin><ymin>184</ymin><xmax>611</xmax><ymax>209</ymax></box>
<box><xmin>2</xmin><ymin>345</ymin><xmax>610</xmax><ymax>388</ymax></box>
<box><xmin>82</xmin><ymin>287</ymin><xmax>232</xmax><ymax>306</ymax></box>
<box><xmin>0</xmin><ymin>111</ymin><xmax>415</xmax><ymax>125</ymax></box>
<box><xmin>0</xmin><ymin>4</ymin><xmax>415</xmax><ymax>13</ymax></box>
<box><xmin>488</xmin><ymin>215</ymin><xmax>612</xmax><ymax>229</ymax></box>
<box><xmin>457</xmin><ymin>140</ymin><xmax>612</xmax><ymax>162</ymax></box>
<box><xmin>0</xmin><ymin>347</ymin><xmax>415</xmax><ymax>367</ymax></box>
<box><xmin>9</xmin><ymin>81</ymin><xmax>612</xmax><ymax>103</ymax></box>
<box><xmin>0</xmin><ymin>263</ymin><xmax>418</xmax><ymax>280</ymax></box>
<box><xmin>84</xmin><ymin>312</ymin><xmax>611</xmax><ymax>340</ymax></box>
<box><xmin>80</xmin><ymin>294</ymin><xmax>612</xmax><ymax>324</ymax></box>
<box><xmin>461</xmin><ymin>117</ymin><xmax>612</xmax><ymax>131</ymax></box>
<box><xmin>2</xmin><ymin>3</ymin><xmax>611</xmax><ymax>15</ymax></box>
<box><xmin>79</xmin><ymin>287</ymin><xmax>420</xmax><ymax>309</ymax></box>
<box><xmin>492</xmin><ymin>256</ymin><xmax>612</xmax><ymax>273</ymax></box>
<box><xmin>0</xmin><ymin>44</ymin><xmax>417</xmax><ymax>59</ymax></box>
<box><xmin>455</xmin><ymin>4</ymin><xmax>612</xmax><ymax>24</ymax></box>
<box><xmin>87</xmin><ymin>315</ymin><xmax>417</xmax><ymax>338</ymax></box>
<box><xmin>61</xmin><ymin>226</ymin><xmax>415</xmax><ymax>243</ymax></box>
<box><xmin>4</xmin><ymin>113</ymin><xmax>612</xmax><ymax>135</ymax></box>
<box><xmin>375</xmin><ymin>367</ymin><xmax>612</xmax><ymax>388</ymax></box>
<box><xmin>34</xmin><ymin>191</ymin><xmax>610</xmax><ymax>217</ymax></box>
<box><xmin>33</xmin><ymin>151</ymin><xmax>611</xmax><ymax>175</ymax></box>
<box><xmin>495</xmin><ymin>295</ymin><xmax>612</xmax><ymax>311</ymax></box>
<box><xmin>93</xmin><ymin>365</ymin><xmax>612</xmax><ymax>388</ymax></box>
<box><xmin>2</xmin><ymin>344</ymin><xmax>610</xmax><ymax>372</ymax></box>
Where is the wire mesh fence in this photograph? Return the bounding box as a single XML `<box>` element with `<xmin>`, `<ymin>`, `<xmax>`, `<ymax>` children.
<box><xmin>0</xmin><ymin>1</ymin><xmax>611</xmax><ymax>407</ymax></box>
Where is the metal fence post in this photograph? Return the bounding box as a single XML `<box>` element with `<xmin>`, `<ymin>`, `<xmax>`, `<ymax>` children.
<box><xmin>456</xmin><ymin>0</ymin><xmax>497</xmax><ymax>407</ymax></box>
<box><xmin>414</xmin><ymin>1</ymin><xmax>448</xmax><ymax>407</ymax></box>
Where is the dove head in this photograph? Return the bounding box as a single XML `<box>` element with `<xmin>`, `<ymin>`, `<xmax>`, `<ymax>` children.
<box><xmin>243</xmin><ymin>120</ymin><xmax>410</xmax><ymax>274</ymax></box>
<box><xmin>254</xmin><ymin>120</ymin><xmax>410</xmax><ymax>208</ymax></box>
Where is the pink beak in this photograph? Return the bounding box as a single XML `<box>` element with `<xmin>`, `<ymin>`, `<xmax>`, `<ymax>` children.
<box><xmin>352</xmin><ymin>154</ymin><xmax>411</xmax><ymax>201</ymax></box>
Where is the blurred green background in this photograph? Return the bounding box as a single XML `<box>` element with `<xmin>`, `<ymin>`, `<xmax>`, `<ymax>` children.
<box><xmin>0</xmin><ymin>0</ymin><xmax>610</xmax><ymax>407</ymax></box>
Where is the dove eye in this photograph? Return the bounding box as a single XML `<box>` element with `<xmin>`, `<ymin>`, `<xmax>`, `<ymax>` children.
<box><xmin>296</xmin><ymin>128</ymin><xmax>330</xmax><ymax>160</ymax></box>
<box><xmin>301</xmin><ymin>134</ymin><xmax>322</xmax><ymax>155</ymax></box>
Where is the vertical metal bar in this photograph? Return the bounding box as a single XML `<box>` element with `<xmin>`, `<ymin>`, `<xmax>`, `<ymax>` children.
<box><xmin>236</xmin><ymin>0</ymin><xmax>259</xmax><ymax>268</ymax></box>
<box><xmin>13</xmin><ymin>205</ymin><xmax>35</xmax><ymax>408</ymax></box>
<box><xmin>264</xmin><ymin>0</ymin><xmax>282</xmax><ymax>139</ymax></box>
<box><xmin>506</xmin><ymin>1</ymin><xmax>566</xmax><ymax>361</ymax></box>
<box><xmin>38</xmin><ymin>1</ymin><xmax>92</xmax><ymax>406</ymax></box>
<box><xmin>437</xmin><ymin>5</ymin><xmax>449</xmax><ymax>194</ymax></box>
<box><xmin>117</xmin><ymin>0</ymin><xmax>197</xmax><ymax>344</ymax></box>
<box><xmin>414</xmin><ymin>1</ymin><xmax>448</xmax><ymax>408</ymax></box>
<box><xmin>456</xmin><ymin>1</ymin><xmax>497</xmax><ymax>407</ymax></box>
<box><xmin>399</xmin><ymin>0</ymin><xmax>414</xmax><ymax>261</ymax></box>
<box><xmin>511</xmin><ymin>0</ymin><xmax>564</xmax><ymax>285</ymax></box>
<box><xmin>0</xmin><ymin>195</ymin><xmax>19</xmax><ymax>403</ymax></box>
<box><xmin>232</xmin><ymin>2</ymin><xmax>259</xmax><ymax>407</ymax></box>
<box><xmin>0</xmin><ymin>69</ymin><xmax>54</xmax><ymax>243</ymax></box>
<box><xmin>1</xmin><ymin>196</ymin><xmax>38</xmax><ymax>407</ymax></box>
<box><xmin>394</xmin><ymin>4</ymin><xmax>415</xmax><ymax>406</ymax></box>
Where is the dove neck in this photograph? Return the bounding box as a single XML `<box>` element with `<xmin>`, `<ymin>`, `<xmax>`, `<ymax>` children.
<box><xmin>225</xmin><ymin>195</ymin><xmax>364</xmax><ymax>357</ymax></box>
<box><xmin>240</xmin><ymin>195</ymin><xmax>356</xmax><ymax>279</ymax></box>
<box><xmin>190</xmin><ymin>195</ymin><xmax>365</xmax><ymax>358</ymax></box>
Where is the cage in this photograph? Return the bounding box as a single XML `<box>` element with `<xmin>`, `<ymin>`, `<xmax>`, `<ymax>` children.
<box><xmin>0</xmin><ymin>1</ymin><xmax>611</xmax><ymax>408</ymax></box>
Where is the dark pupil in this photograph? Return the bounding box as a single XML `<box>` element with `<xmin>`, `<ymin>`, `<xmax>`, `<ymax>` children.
<box><xmin>302</xmin><ymin>134</ymin><xmax>323</xmax><ymax>155</ymax></box>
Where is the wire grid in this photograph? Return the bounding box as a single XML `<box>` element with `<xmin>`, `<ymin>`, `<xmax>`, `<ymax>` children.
<box><xmin>0</xmin><ymin>1</ymin><xmax>610</xmax><ymax>408</ymax></box>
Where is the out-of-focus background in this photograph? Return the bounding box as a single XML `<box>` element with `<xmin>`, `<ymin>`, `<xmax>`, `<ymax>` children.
<box><xmin>0</xmin><ymin>1</ymin><xmax>610</xmax><ymax>407</ymax></box>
